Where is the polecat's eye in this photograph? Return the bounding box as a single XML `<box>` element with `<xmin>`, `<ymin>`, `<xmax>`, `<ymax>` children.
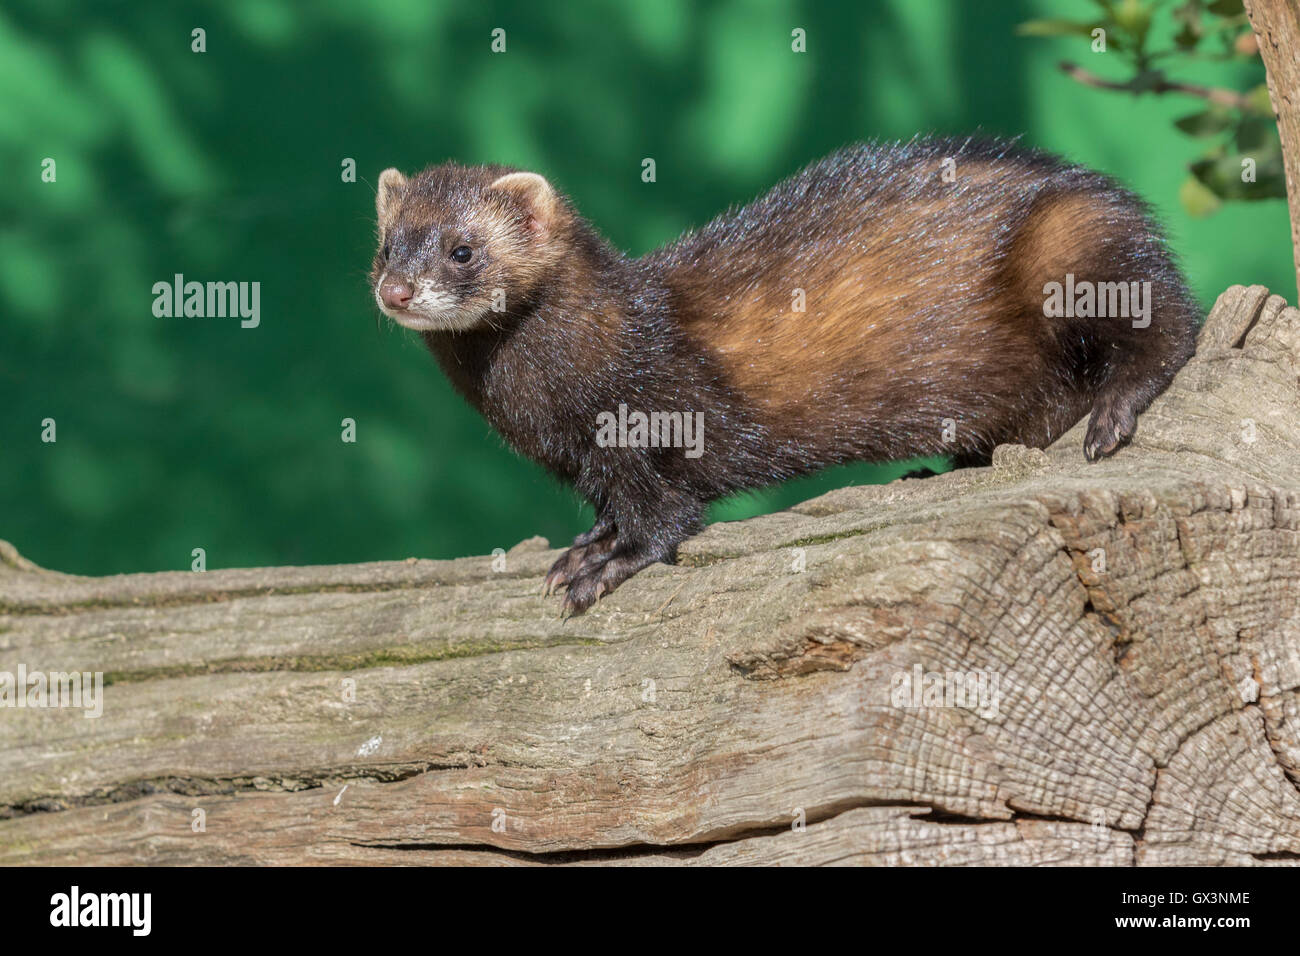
<box><xmin>450</xmin><ymin>245</ymin><xmax>473</xmax><ymax>263</ymax></box>
<box><xmin>381</xmin><ymin>241</ymin><xmax>391</xmax><ymax>260</ymax></box>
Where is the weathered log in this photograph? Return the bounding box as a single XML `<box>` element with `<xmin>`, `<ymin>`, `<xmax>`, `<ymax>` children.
<box><xmin>2</xmin><ymin>284</ymin><xmax>1300</xmax><ymax>865</ymax></box>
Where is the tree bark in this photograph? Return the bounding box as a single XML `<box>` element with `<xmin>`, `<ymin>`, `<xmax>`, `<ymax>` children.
<box><xmin>1245</xmin><ymin>0</ymin><xmax>1300</xmax><ymax>297</ymax></box>
<box><xmin>2</xmin><ymin>285</ymin><xmax>1300</xmax><ymax>865</ymax></box>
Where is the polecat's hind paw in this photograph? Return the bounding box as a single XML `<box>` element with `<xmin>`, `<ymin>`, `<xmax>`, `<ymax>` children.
<box><xmin>1084</xmin><ymin>394</ymin><xmax>1139</xmax><ymax>461</ymax></box>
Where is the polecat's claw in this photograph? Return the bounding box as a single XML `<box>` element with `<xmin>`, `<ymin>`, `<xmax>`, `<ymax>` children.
<box><xmin>542</xmin><ymin>559</ymin><xmax>575</xmax><ymax>595</ymax></box>
<box><xmin>543</xmin><ymin>549</ymin><xmax>581</xmax><ymax>595</ymax></box>
<box><xmin>560</xmin><ymin>590</ymin><xmax>592</xmax><ymax>618</ymax></box>
<box><xmin>1084</xmin><ymin>394</ymin><xmax>1138</xmax><ymax>461</ymax></box>
<box><xmin>542</xmin><ymin>529</ymin><xmax>621</xmax><ymax>601</ymax></box>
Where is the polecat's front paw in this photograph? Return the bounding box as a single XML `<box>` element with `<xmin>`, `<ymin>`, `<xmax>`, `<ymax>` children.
<box><xmin>543</xmin><ymin>536</ymin><xmax>616</xmax><ymax>596</ymax></box>
<box><xmin>559</xmin><ymin>566</ymin><xmax>610</xmax><ymax>617</ymax></box>
<box><xmin>558</xmin><ymin>546</ymin><xmax>663</xmax><ymax>617</ymax></box>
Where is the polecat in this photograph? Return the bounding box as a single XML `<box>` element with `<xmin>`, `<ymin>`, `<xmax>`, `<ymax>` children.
<box><xmin>370</xmin><ymin>137</ymin><xmax>1199</xmax><ymax>615</ymax></box>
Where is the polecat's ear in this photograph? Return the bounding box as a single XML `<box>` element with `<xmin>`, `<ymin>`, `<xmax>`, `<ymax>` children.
<box><xmin>489</xmin><ymin>171</ymin><xmax>558</xmax><ymax>235</ymax></box>
<box><xmin>376</xmin><ymin>168</ymin><xmax>407</xmax><ymax>221</ymax></box>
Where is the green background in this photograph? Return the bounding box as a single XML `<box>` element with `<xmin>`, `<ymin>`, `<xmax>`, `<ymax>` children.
<box><xmin>1</xmin><ymin>0</ymin><xmax>1292</xmax><ymax>576</ymax></box>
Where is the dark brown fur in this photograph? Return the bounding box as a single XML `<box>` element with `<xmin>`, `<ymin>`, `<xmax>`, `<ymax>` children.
<box><xmin>370</xmin><ymin>138</ymin><xmax>1200</xmax><ymax>614</ymax></box>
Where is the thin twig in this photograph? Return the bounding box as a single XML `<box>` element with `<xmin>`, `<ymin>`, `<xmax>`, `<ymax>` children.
<box><xmin>1059</xmin><ymin>60</ymin><xmax>1253</xmax><ymax>110</ymax></box>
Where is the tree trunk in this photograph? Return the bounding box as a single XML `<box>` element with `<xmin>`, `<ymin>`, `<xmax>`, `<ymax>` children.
<box><xmin>2</xmin><ymin>285</ymin><xmax>1300</xmax><ymax>865</ymax></box>
<box><xmin>1246</xmin><ymin>0</ymin><xmax>1300</xmax><ymax>297</ymax></box>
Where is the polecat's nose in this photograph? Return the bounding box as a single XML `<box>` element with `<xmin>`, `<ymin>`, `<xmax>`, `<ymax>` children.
<box><xmin>380</xmin><ymin>277</ymin><xmax>413</xmax><ymax>310</ymax></box>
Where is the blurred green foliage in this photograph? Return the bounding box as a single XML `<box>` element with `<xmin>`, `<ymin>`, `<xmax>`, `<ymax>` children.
<box><xmin>0</xmin><ymin>0</ymin><xmax>1294</xmax><ymax>576</ymax></box>
<box><xmin>1018</xmin><ymin>0</ymin><xmax>1285</xmax><ymax>217</ymax></box>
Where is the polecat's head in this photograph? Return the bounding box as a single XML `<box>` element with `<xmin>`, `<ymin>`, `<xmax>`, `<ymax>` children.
<box><xmin>370</xmin><ymin>162</ymin><xmax>568</xmax><ymax>332</ymax></box>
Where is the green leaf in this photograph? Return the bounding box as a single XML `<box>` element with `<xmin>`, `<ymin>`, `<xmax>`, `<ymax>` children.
<box><xmin>1174</xmin><ymin>108</ymin><xmax>1233</xmax><ymax>136</ymax></box>
<box><xmin>1245</xmin><ymin>84</ymin><xmax>1274</xmax><ymax>116</ymax></box>
<box><xmin>1206</xmin><ymin>0</ymin><xmax>1244</xmax><ymax>15</ymax></box>
<box><xmin>1234</xmin><ymin>116</ymin><xmax>1276</xmax><ymax>152</ymax></box>
<box><xmin>1113</xmin><ymin>0</ymin><xmax>1153</xmax><ymax>39</ymax></box>
<box><xmin>1191</xmin><ymin>151</ymin><xmax>1287</xmax><ymax>200</ymax></box>
<box><xmin>1179</xmin><ymin>175</ymin><xmax>1223</xmax><ymax>217</ymax></box>
<box><xmin>1173</xmin><ymin>23</ymin><xmax>1201</xmax><ymax>49</ymax></box>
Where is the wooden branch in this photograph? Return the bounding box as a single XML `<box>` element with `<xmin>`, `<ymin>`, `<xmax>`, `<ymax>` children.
<box><xmin>1245</xmin><ymin>0</ymin><xmax>1300</xmax><ymax>297</ymax></box>
<box><xmin>1058</xmin><ymin>60</ymin><xmax>1254</xmax><ymax>110</ymax></box>
<box><xmin>3</xmin><ymin>285</ymin><xmax>1300</xmax><ymax>865</ymax></box>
